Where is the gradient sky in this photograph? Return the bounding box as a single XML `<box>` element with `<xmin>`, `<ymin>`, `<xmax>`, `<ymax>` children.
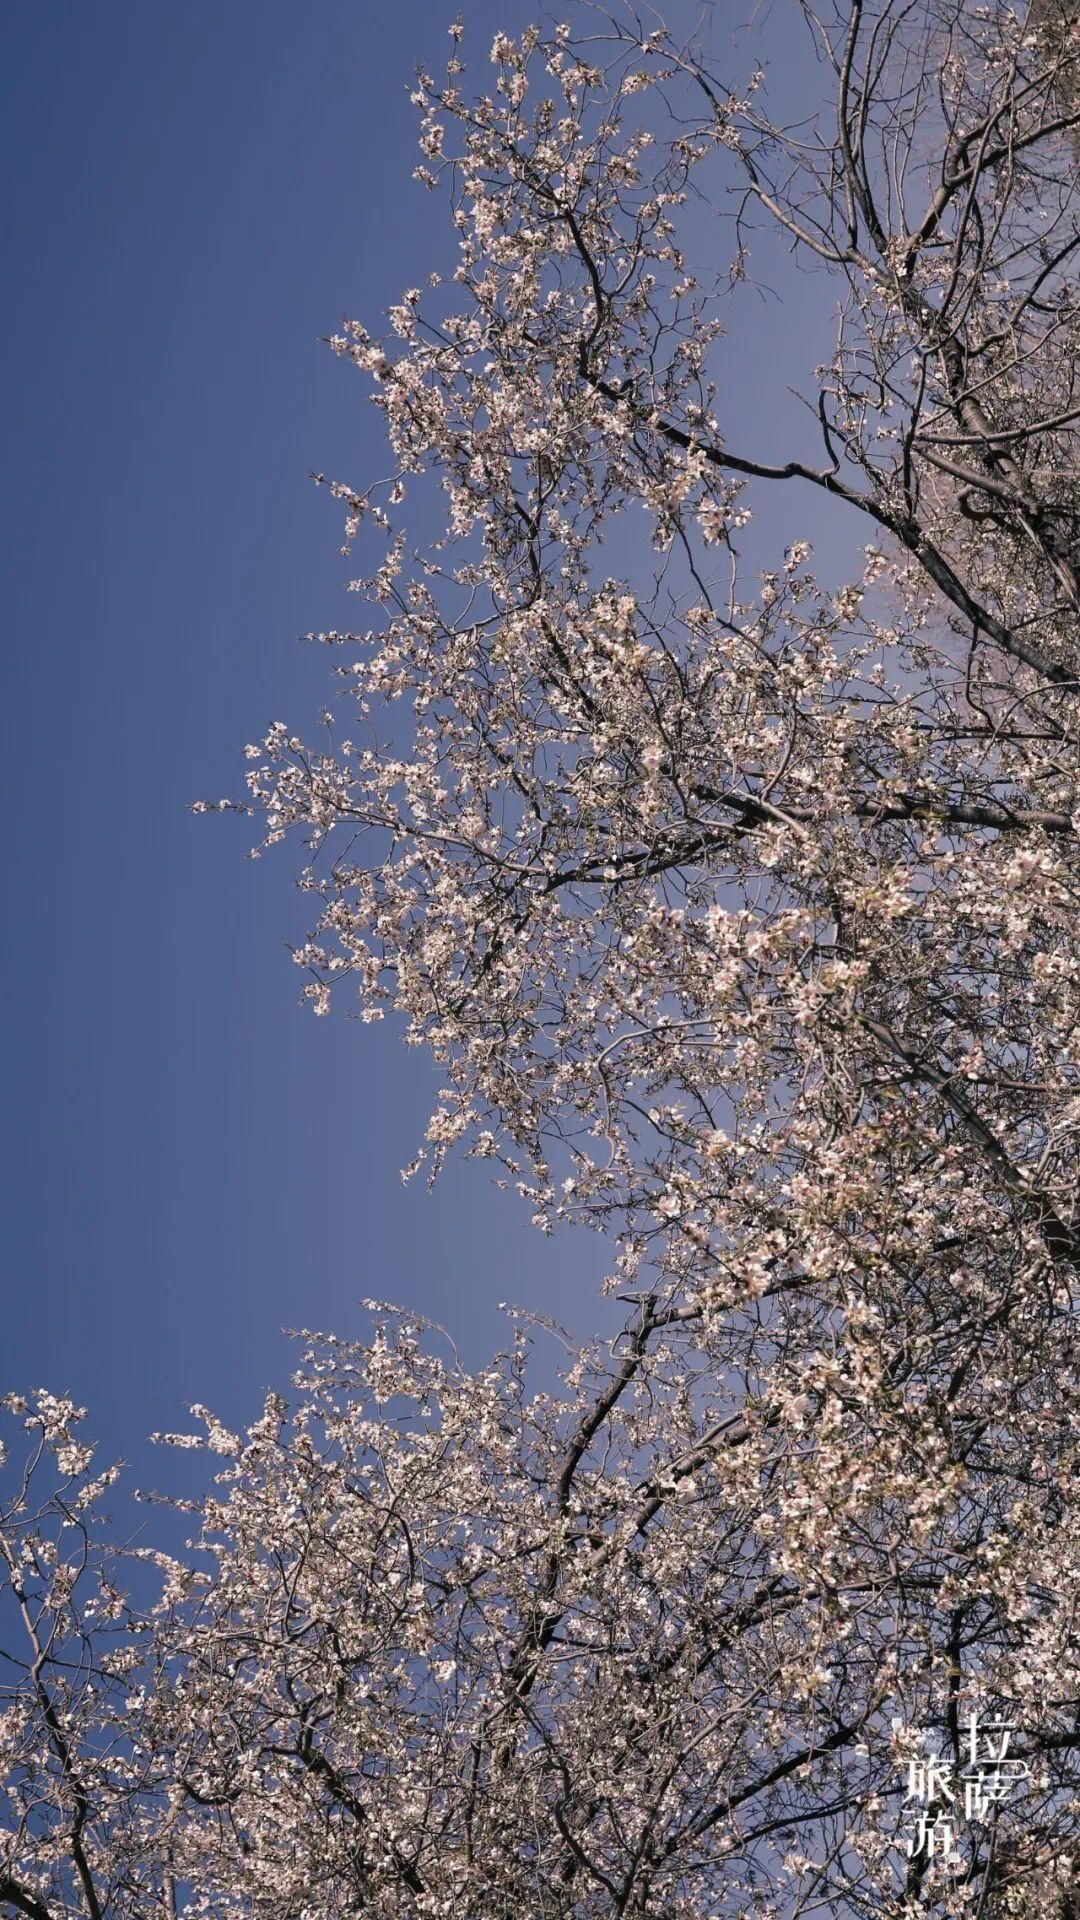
<box><xmin>2</xmin><ymin>1</ymin><xmax>859</xmax><ymax>1481</ymax></box>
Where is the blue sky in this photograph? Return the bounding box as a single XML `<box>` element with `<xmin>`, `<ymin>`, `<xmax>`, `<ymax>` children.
<box><xmin>1</xmin><ymin>1</ymin><xmax>857</xmax><ymax>1475</ymax></box>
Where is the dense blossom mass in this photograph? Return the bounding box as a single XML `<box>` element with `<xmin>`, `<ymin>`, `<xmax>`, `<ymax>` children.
<box><xmin>7</xmin><ymin>2</ymin><xmax>1080</xmax><ymax>1914</ymax></box>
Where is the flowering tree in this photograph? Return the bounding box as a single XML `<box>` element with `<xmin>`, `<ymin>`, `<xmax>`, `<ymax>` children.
<box><xmin>0</xmin><ymin>1282</ymin><xmax>1077</xmax><ymax>1920</ymax></box>
<box><xmin>0</xmin><ymin>1318</ymin><xmax>915</xmax><ymax>1920</ymax></box>
<box><xmin>8</xmin><ymin>1</ymin><xmax>1080</xmax><ymax>1914</ymax></box>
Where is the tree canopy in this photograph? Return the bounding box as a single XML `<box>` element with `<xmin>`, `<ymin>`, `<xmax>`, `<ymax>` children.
<box><xmin>7</xmin><ymin>3</ymin><xmax>1080</xmax><ymax>1914</ymax></box>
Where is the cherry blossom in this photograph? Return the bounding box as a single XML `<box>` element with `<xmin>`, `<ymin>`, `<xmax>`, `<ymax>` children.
<box><xmin>9</xmin><ymin>3</ymin><xmax>1080</xmax><ymax>1914</ymax></box>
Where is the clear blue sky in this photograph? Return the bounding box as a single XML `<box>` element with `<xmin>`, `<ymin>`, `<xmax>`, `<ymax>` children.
<box><xmin>1</xmin><ymin>2</ymin><xmax>855</xmax><ymax>1475</ymax></box>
